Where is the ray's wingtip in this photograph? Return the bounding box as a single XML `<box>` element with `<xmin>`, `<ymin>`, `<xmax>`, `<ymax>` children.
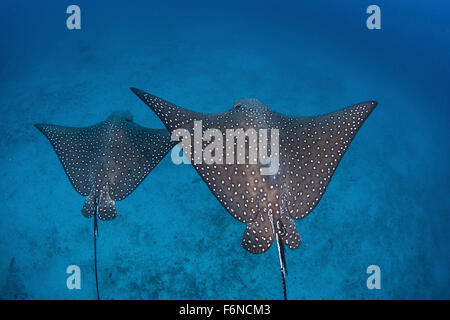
<box><xmin>34</xmin><ymin>123</ymin><xmax>44</xmax><ymax>131</ymax></box>
<box><xmin>359</xmin><ymin>100</ymin><xmax>378</xmax><ymax>113</ymax></box>
<box><xmin>130</xmin><ymin>87</ymin><xmax>145</xmax><ymax>96</ymax></box>
<box><xmin>366</xmin><ymin>100</ymin><xmax>378</xmax><ymax>110</ymax></box>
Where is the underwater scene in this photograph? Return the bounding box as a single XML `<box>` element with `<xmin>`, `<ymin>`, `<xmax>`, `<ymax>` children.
<box><xmin>0</xmin><ymin>0</ymin><xmax>449</xmax><ymax>300</ymax></box>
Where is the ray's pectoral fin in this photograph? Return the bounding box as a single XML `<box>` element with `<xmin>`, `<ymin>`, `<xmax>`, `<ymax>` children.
<box><xmin>281</xmin><ymin>101</ymin><xmax>378</xmax><ymax>220</ymax></box>
<box><xmin>130</xmin><ymin>87</ymin><xmax>203</xmax><ymax>132</ymax></box>
<box><xmin>34</xmin><ymin>123</ymin><xmax>104</xmax><ymax>197</ymax></box>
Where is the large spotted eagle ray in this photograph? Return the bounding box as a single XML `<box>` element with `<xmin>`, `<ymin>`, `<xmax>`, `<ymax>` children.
<box><xmin>131</xmin><ymin>87</ymin><xmax>377</xmax><ymax>299</ymax></box>
<box><xmin>35</xmin><ymin>111</ymin><xmax>175</xmax><ymax>299</ymax></box>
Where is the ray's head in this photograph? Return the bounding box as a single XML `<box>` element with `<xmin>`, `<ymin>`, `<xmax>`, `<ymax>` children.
<box><xmin>233</xmin><ymin>98</ymin><xmax>269</xmax><ymax>112</ymax></box>
<box><xmin>108</xmin><ymin>110</ymin><xmax>133</xmax><ymax>123</ymax></box>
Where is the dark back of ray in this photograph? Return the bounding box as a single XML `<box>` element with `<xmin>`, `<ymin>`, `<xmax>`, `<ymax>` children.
<box><xmin>35</xmin><ymin>113</ymin><xmax>175</xmax><ymax>299</ymax></box>
<box><xmin>131</xmin><ymin>88</ymin><xmax>377</xmax><ymax>299</ymax></box>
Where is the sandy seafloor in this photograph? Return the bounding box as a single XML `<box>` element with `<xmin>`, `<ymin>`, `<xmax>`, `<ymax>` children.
<box><xmin>0</xmin><ymin>0</ymin><xmax>449</xmax><ymax>299</ymax></box>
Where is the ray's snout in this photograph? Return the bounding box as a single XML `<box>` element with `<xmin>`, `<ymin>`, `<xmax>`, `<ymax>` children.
<box><xmin>233</xmin><ymin>98</ymin><xmax>268</xmax><ymax>110</ymax></box>
<box><xmin>108</xmin><ymin>110</ymin><xmax>133</xmax><ymax>122</ymax></box>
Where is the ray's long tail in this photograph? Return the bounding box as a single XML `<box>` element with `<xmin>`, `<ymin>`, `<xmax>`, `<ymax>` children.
<box><xmin>94</xmin><ymin>200</ymin><xmax>100</xmax><ymax>300</ymax></box>
<box><xmin>268</xmin><ymin>210</ymin><xmax>288</xmax><ymax>300</ymax></box>
<box><xmin>275</xmin><ymin>232</ymin><xmax>288</xmax><ymax>300</ymax></box>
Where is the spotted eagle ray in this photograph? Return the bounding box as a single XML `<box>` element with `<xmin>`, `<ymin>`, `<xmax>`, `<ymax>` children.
<box><xmin>131</xmin><ymin>87</ymin><xmax>377</xmax><ymax>299</ymax></box>
<box><xmin>35</xmin><ymin>111</ymin><xmax>175</xmax><ymax>299</ymax></box>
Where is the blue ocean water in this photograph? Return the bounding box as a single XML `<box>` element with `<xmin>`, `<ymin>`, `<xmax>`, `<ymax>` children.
<box><xmin>0</xmin><ymin>0</ymin><xmax>449</xmax><ymax>299</ymax></box>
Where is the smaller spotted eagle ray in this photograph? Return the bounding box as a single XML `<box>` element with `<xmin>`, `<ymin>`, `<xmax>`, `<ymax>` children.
<box><xmin>131</xmin><ymin>87</ymin><xmax>377</xmax><ymax>299</ymax></box>
<box><xmin>35</xmin><ymin>111</ymin><xmax>175</xmax><ymax>299</ymax></box>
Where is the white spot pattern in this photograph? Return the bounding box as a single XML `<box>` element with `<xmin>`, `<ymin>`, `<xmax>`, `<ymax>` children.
<box><xmin>132</xmin><ymin>88</ymin><xmax>377</xmax><ymax>253</ymax></box>
<box><xmin>35</xmin><ymin>111</ymin><xmax>175</xmax><ymax>221</ymax></box>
